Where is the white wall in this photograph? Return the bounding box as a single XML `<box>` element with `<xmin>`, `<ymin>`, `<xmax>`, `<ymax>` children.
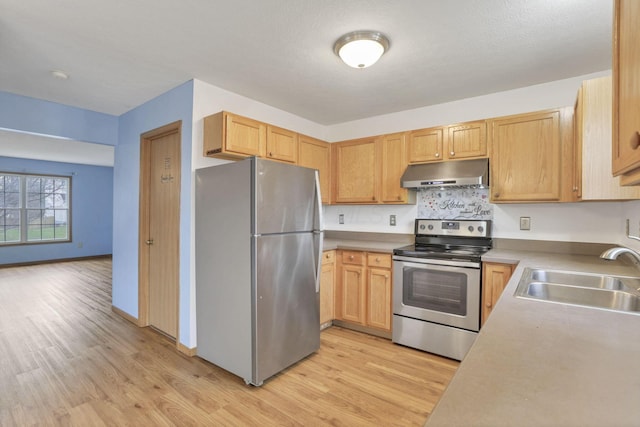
<box><xmin>622</xmin><ymin>200</ymin><xmax>640</xmax><ymax>250</ymax></box>
<box><xmin>327</xmin><ymin>71</ymin><xmax>610</xmax><ymax>142</ymax></box>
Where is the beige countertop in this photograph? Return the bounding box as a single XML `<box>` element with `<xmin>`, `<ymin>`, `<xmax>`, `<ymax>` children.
<box><xmin>425</xmin><ymin>248</ymin><xmax>640</xmax><ymax>427</ymax></box>
<box><xmin>322</xmin><ymin>238</ymin><xmax>406</xmax><ymax>253</ymax></box>
<box><xmin>322</xmin><ymin>231</ymin><xmax>412</xmax><ymax>254</ymax></box>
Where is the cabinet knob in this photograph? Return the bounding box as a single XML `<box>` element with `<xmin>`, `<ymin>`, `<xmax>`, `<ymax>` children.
<box><xmin>631</xmin><ymin>131</ymin><xmax>640</xmax><ymax>150</ymax></box>
<box><xmin>268</xmin><ymin>152</ymin><xmax>273</xmax><ymax>157</ymax></box>
<box><xmin>375</xmin><ymin>257</ymin><xmax>380</xmax><ymax>262</ymax></box>
<box><xmin>349</xmin><ymin>255</ymin><xmax>354</xmax><ymax>260</ymax></box>
<box><xmin>435</xmin><ymin>153</ymin><xmax>440</xmax><ymax>157</ymax></box>
<box><xmin>325</xmin><ymin>254</ymin><xmax>330</xmax><ymax>259</ymax></box>
<box><xmin>450</xmin><ymin>151</ymin><xmax>455</xmax><ymax>156</ymax></box>
<box><xmin>397</xmin><ymin>195</ymin><xmax>401</xmax><ymax>201</ymax></box>
<box><xmin>494</xmin><ymin>193</ymin><xmax>500</xmax><ymax>198</ymax></box>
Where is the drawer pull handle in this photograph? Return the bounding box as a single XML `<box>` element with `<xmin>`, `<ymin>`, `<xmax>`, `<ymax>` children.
<box><xmin>631</xmin><ymin>131</ymin><xmax>640</xmax><ymax>150</ymax></box>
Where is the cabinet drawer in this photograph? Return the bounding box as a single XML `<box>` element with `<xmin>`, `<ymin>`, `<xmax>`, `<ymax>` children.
<box><xmin>367</xmin><ymin>253</ymin><xmax>392</xmax><ymax>269</ymax></box>
<box><xmin>341</xmin><ymin>251</ymin><xmax>365</xmax><ymax>265</ymax></box>
<box><xmin>322</xmin><ymin>250</ymin><xmax>336</xmax><ymax>264</ymax></box>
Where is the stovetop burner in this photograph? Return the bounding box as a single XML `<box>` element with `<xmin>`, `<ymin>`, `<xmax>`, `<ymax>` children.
<box><xmin>394</xmin><ymin>219</ymin><xmax>493</xmax><ymax>262</ymax></box>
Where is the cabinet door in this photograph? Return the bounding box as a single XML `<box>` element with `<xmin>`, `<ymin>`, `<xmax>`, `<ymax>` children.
<box><xmin>266</xmin><ymin>125</ymin><xmax>297</xmax><ymax>164</ymax></box>
<box><xmin>481</xmin><ymin>263</ymin><xmax>514</xmax><ymax>326</ymax></box>
<box><xmin>319</xmin><ymin>252</ymin><xmax>335</xmax><ymax>325</ymax></box>
<box><xmin>446</xmin><ymin>121</ymin><xmax>487</xmax><ymax>160</ymax></box>
<box><xmin>225</xmin><ymin>113</ymin><xmax>266</xmax><ymax>157</ymax></box>
<box><xmin>613</xmin><ymin>0</ymin><xmax>640</xmax><ymax>180</ymax></box>
<box><xmin>381</xmin><ymin>132</ymin><xmax>409</xmax><ymax>203</ymax></box>
<box><xmin>367</xmin><ymin>267</ymin><xmax>392</xmax><ymax>332</ymax></box>
<box><xmin>489</xmin><ymin>108</ymin><xmax>573</xmax><ymax>202</ymax></box>
<box><xmin>339</xmin><ymin>265</ymin><xmax>366</xmax><ymax>325</ymax></box>
<box><xmin>407</xmin><ymin>127</ymin><xmax>444</xmax><ymax>163</ymax></box>
<box><xmin>298</xmin><ymin>135</ymin><xmax>331</xmax><ymax>204</ymax></box>
<box><xmin>577</xmin><ymin>76</ymin><xmax>640</xmax><ymax>199</ymax></box>
<box><xmin>332</xmin><ymin>138</ymin><xmax>380</xmax><ymax>203</ymax></box>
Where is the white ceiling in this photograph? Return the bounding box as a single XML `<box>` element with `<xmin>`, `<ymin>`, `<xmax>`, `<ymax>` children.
<box><xmin>1</xmin><ymin>0</ymin><xmax>612</xmax><ymax>126</ymax></box>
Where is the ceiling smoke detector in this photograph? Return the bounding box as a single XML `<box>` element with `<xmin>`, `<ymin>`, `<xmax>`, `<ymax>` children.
<box><xmin>51</xmin><ymin>70</ymin><xmax>69</xmax><ymax>80</ymax></box>
<box><xmin>333</xmin><ymin>30</ymin><xmax>390</xmax><ymax>69</ymax></box>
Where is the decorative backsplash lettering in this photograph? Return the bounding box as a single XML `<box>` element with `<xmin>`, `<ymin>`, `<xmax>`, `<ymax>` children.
<box><xmin>417</xmin><ymin>188</ymin><xmax>493</xmax><ymax>220</ymax></box>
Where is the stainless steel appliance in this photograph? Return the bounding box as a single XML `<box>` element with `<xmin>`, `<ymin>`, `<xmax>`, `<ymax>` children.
<box><xmin>392</xmin><ymin>219</ymin><xmax>492</xmax><ymax>361</ymax></box>
<box><xmin>400</xmin><ymin>158</ymin><xmax>489</xmax><ymax>189</ymax></box>
<box><xmin>195</xmin><ymin>157</ymin><xmax>323</xmax><ymax>386</ymax></box>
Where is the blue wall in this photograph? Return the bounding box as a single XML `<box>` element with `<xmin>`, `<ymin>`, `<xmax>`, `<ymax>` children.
<box><xmin>0</xmin><ymin>156</ymin><xmax>113</xmax><ymax>264</ymax></box>
<box><xmin>0</xmin><ymin>92</ymin><xmax>118</xmax><ymax>145</ymax></box>
<box><xmin>0</xmin><ymin>92</ymin><xmax>118</xmax><ymax>265</ymax></box>
<box><xmin>112</xmin><ymin>80</ymin><xmax>194</xmax><ymax>347</ymax></box>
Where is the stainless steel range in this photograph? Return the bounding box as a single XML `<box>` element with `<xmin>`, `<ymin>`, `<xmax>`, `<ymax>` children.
<box><xmin>392</xmin><ymin>219</ymin><xmax>492</xmax><ymax>361</ymax></box>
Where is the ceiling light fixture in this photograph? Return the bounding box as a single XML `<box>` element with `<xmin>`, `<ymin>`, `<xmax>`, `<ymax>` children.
<box><xmin>333</xmin><ymin>30</ymin><xmax>390</xmax><ymax>69</ymax></box>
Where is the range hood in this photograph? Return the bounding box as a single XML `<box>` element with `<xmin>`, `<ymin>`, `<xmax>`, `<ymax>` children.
<box><xmin>401</xmin><ymin>158</ymin><xmax>489</xmax><ymax>189</ymax></box>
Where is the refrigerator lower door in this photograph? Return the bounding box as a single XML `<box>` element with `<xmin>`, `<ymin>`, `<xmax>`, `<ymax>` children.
<box><xmin>253</xmin><ymin>232</ymin><xmax>320</xmax><ymax>385</ymax></box>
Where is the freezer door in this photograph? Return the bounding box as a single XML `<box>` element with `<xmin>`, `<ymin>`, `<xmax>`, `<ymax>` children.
<box><xmin>253</xmin><ymin>232</ymin><xmax>320</xmax><ymax>385</ymax></box>
<box><xmin>253</xmin><ymin>158</ymin><xmax>317</xmax><ymax>234</ymax></box>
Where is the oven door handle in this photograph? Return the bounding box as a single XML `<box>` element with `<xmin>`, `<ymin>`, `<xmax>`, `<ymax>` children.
<box><xmin>392</xmin><ymin>255</ymin><xmax>480</xmax><ymax>269</ymax></box>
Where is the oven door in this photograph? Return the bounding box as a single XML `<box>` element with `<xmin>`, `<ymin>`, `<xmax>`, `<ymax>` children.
<box><xmin>393</xmin><ymin>257</ymin><xmax>480</xmax><ymax>331</ymax></box>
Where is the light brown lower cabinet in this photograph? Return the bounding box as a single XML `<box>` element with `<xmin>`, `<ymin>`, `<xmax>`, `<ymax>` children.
<box><xmin>335</xmin><ymin>250</ymin><xmax>392</xmax><ymax>334</ymax></box>
<box><xmin>319</xmin><ymin>250</ymin><xmax>336</xmax><ymax>327</ymax></box>
<box><xmin>482</xmin><ymin>262</ymin><xmax>516</xmax><ymax>325</ymax></box>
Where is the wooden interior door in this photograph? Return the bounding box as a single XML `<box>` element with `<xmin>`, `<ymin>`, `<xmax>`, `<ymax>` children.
<box><xmin>139</xmin><ymin>122</ymin><xmax>181</xmax><ymax>339</ymax></box>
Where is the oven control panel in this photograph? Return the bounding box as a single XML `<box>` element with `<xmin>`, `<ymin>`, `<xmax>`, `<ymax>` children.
<box><xmin>415</xmin><ymin>219</ymin><xmax>491</xmax><ymax>237</ymax></box>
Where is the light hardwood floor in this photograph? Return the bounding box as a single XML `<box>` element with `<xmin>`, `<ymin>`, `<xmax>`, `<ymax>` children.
<box><xmin>0</xmin><ymin>258</ymin><xmax>458</xmax><ymax>426</ymax></box>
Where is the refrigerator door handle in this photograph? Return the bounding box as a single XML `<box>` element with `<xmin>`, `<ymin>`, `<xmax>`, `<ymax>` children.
<box><xmin>314</xmin><ymin>231</ymin><xmax>324</xmax><ymax>293</ymax></box>
<box><xmin>313</xmin><ymin>170</ymin><xmax>324</xmax><ymax>293</ymax></box>
<box><xmin>313</xmin><ymin>170</ymin><xmax>323</xmax><ymax>231</ymax></box>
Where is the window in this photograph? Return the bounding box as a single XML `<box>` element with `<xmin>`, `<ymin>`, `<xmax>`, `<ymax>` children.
<box><xmin>0</xmin><ymin>173</ymin><xmax>71</xmax><ymax>244</ymax></box>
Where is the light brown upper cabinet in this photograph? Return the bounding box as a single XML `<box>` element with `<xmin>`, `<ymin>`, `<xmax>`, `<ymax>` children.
<box><xmin>407</xmin><ymin>127</ymin><xmax>444</xmax><ymax>163</ymax></box>
<box><xmin>381</xmin><ymin>132</ymin><xmax>412</xmax><ymax>203</ymax></box>
<box><xmin>574</xmin><ymin>76</ymin><xmax>640</xmax><ymax>200</ymax></box>
<box><xmin>612</xmin><ymin>0</ymin><xmax>640</xmax><ymax>185</ymax></box>
<box><xmin>407</xmin><ymin>121</ymin><xmax>487</xmax><ymax>164</ymax></box>
<box><xmin>298</xmin><ymin>135</ymin><xmax>331</xmax><ymax>204</ymax></box>
<box><xmin>332</xmin><ymin>137</ymin><xmax>380</xmax><ymax>203</ymax></box>
<box><xmin>447</xmin><ymin>121</ymin><xmax>487</xmax><ymax>160</ymax></box>
<box><xmin>489</xmin><ymin>107</ymin><xmax>574</xmax><ymax>203</ymax></box>
<box><xmin>266</xmin><ymin>125</ymin><xmax>298</xmax><ymax>164</ymax></box>
<box><xmin>203</xmin><ymin>111</ymin><xmax>266</xmax><ymax>160</ymax></box>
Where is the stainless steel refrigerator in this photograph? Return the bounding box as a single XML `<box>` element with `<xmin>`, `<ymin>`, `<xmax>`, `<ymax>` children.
<box><xmin>195</xmin><ymin>156</ymin><xmax>323</xmax><ymax>386</ymax></box>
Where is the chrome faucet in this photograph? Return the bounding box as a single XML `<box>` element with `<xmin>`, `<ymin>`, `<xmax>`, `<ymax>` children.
<box><xmin>600</xmin><ymin>246</ymin><xmax>640</xmax><ymax>265</ymax></box>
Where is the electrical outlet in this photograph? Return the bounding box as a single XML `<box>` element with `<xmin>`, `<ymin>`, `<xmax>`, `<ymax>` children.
<box><xmin>390</xmin><ymin>215</ymin><xmax>396</xmax><ymax>226</ymax></box>
<box><xmin>520</xmin><ymin>216</ymin><xmax>531</xmax><ymax>230</ymax></box>
<box><xmin>339</xmin><ymin>214</ymin><xmax>344</xmax><ymax>224</ymax></box>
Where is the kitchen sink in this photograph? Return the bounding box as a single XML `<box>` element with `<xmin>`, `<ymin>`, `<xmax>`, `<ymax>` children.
<box><xmin>514</xmin><ymin>268</ymin><xmax>640</xmax><ymax>314</ymax></box>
